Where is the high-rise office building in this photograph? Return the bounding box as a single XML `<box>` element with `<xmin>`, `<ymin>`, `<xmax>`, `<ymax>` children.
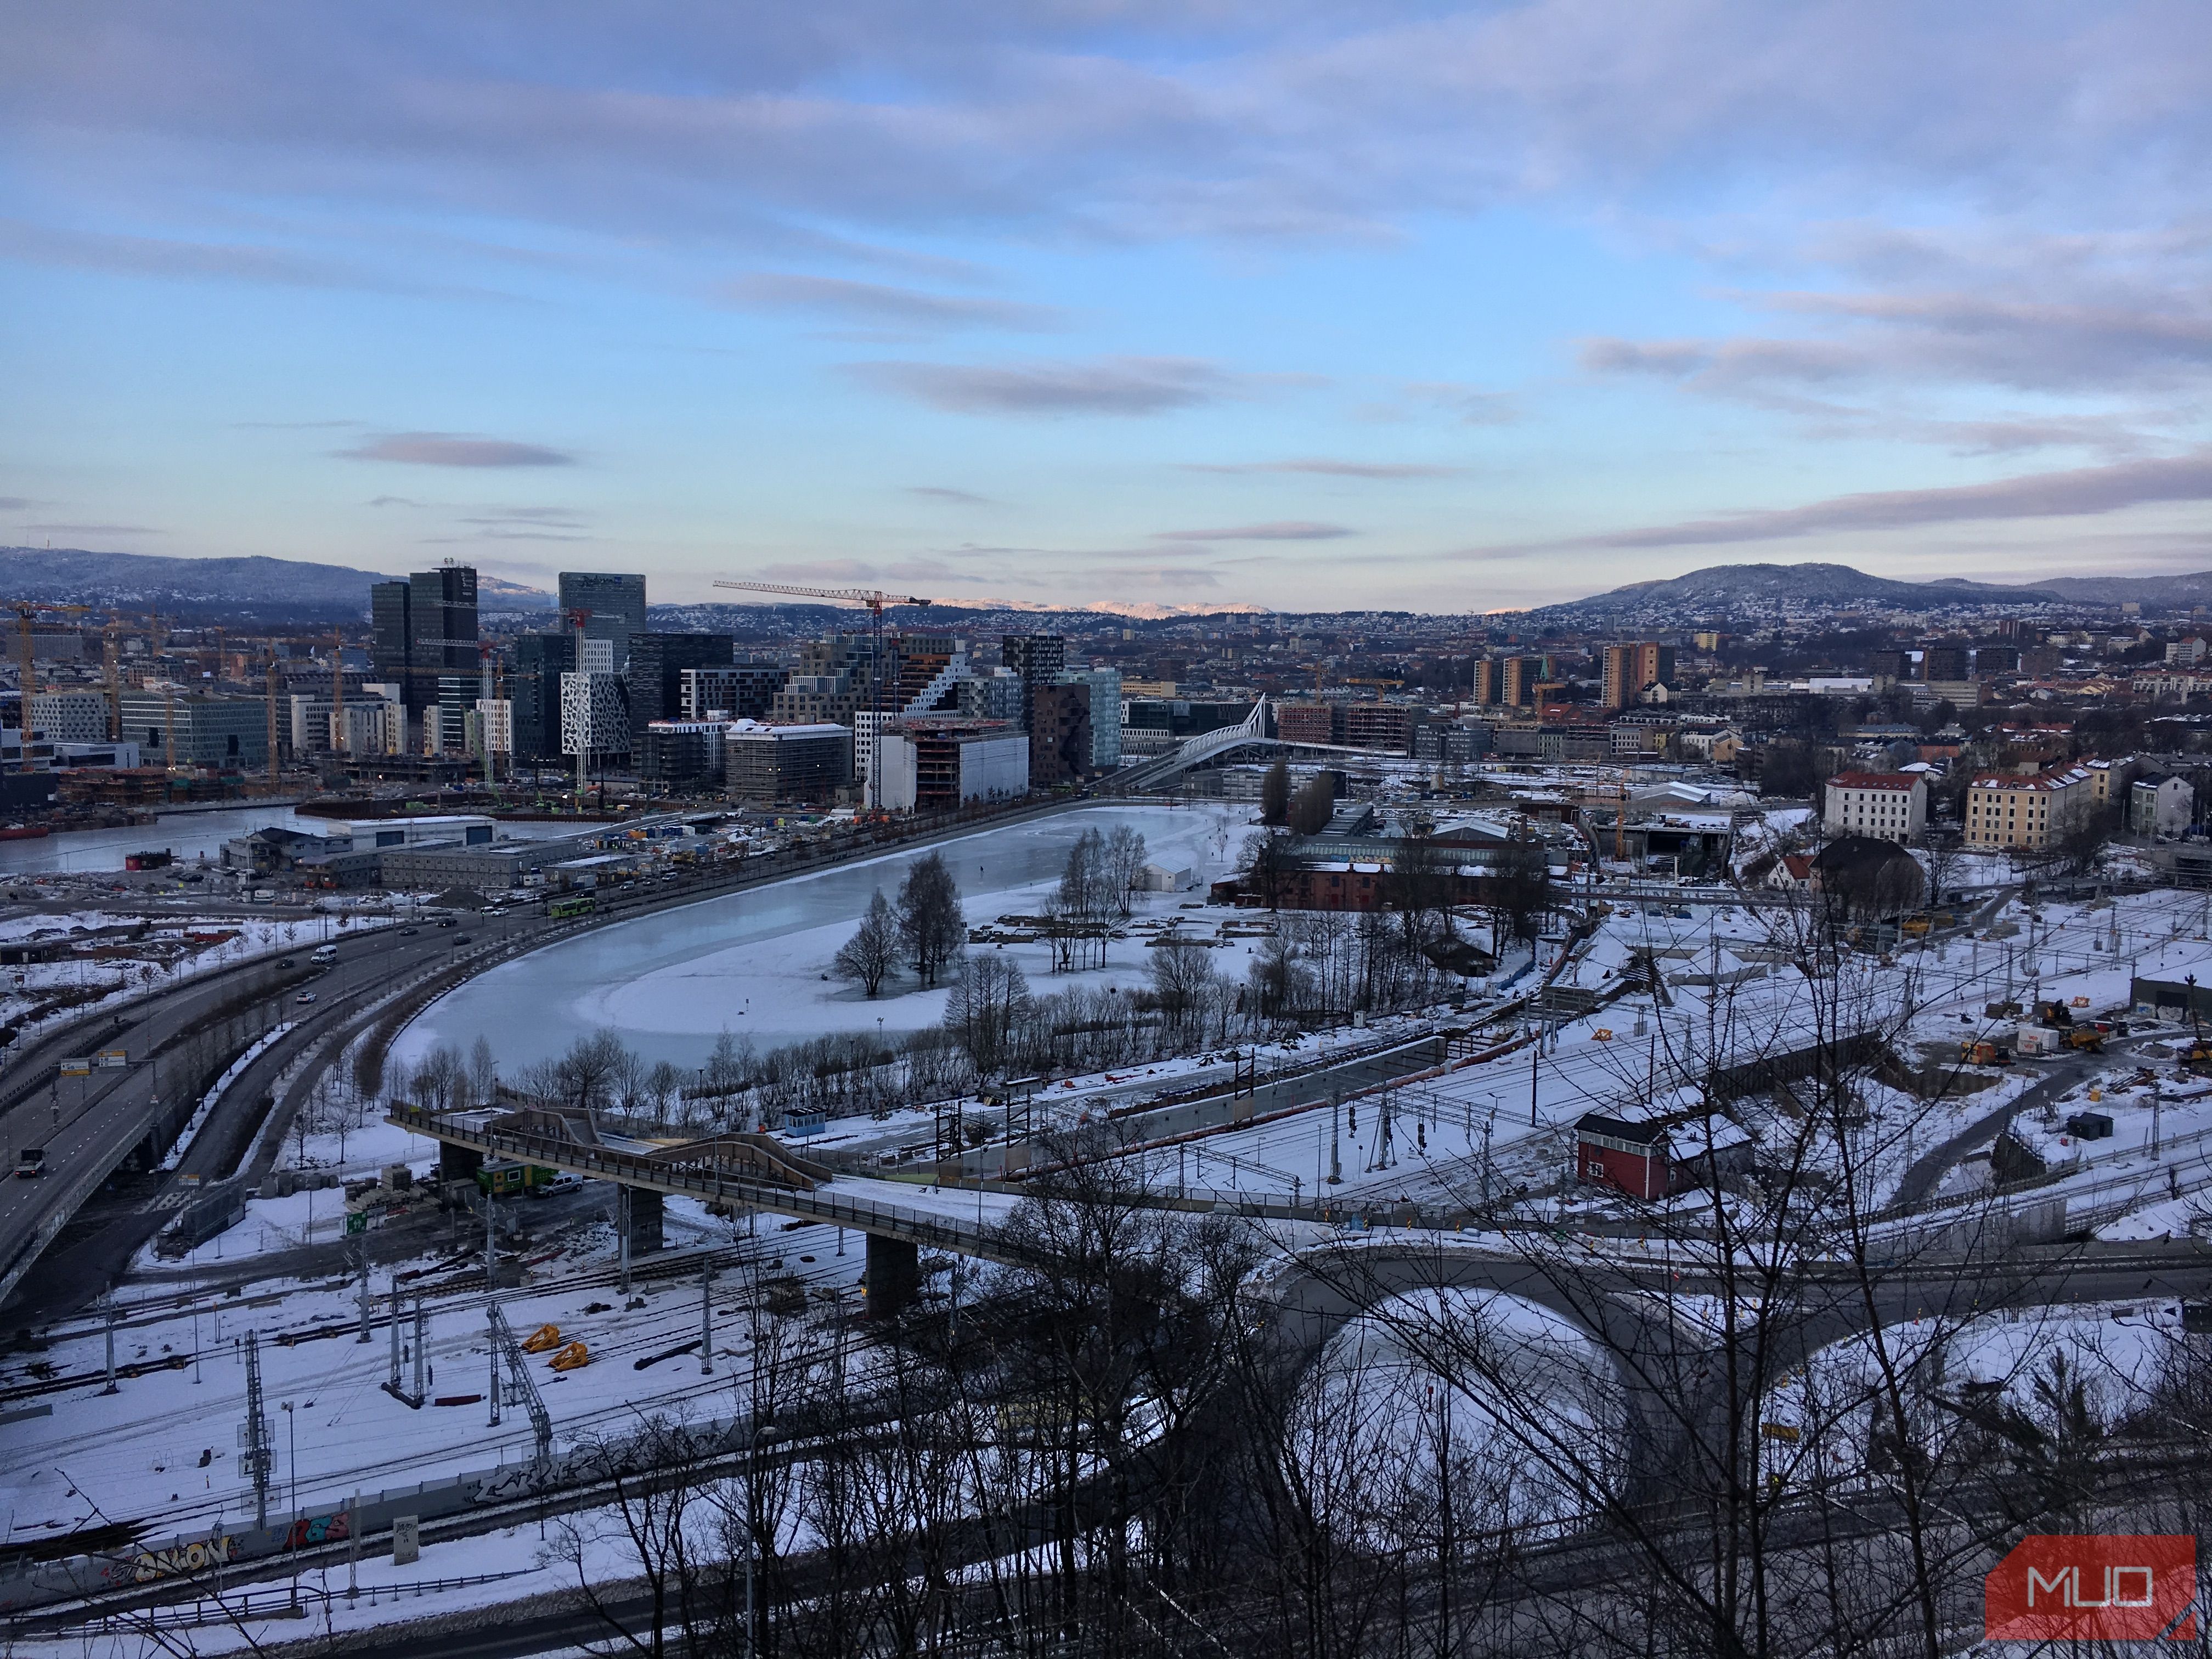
<box><xmin>561</xmin><ymin>670</ymin><xmax>629</xmax><ymax>764</ymax></box>
<box><xmin>409</xmin><ymin>565</ymin><xmax>478</xmax><ymax>674</ymax></box>
<box><xmin>625</xmin><ymin>633</ymin><xmax>733</xmax><ymax>728</ymax></box>
<box><xmin>369</xmin><ymin>581</ymin><xmax>413</xmax><ymax>707</ymax></box>
<box><xmin>1060</xmin><ymin>666</ymin><xmax>1122</xmax><ymax>768</ymax></box>
<box><xmin>512</xmin><ymin>632</ymin><xmax>577</xmax><ymax>764</ymax></box>
<box><xmin>557</xmin><ymin>572</ymin><xmax>648</xmax><ymax>667</ymax></box>
<box><xmin>1002</xmin><ymin>634</ymin><xmax>1067</xmax><ymax>733</ymax></box>
<box><xmin>1028</xmin><ymin>681</ymin><xmax>1092</xmax><ymax>787</ymax></box>
<box><xmin>680</xmin><ymin>663</ymin><xmax>786</xmax><ymax>722</ymax></box>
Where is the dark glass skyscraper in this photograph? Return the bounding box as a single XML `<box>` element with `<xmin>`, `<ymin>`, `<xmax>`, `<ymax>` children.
<box><xmin>369</xmin><ymin>580</ymin><xmax>412</xmax><ymax>704</ymax></box>
<box><xmin>512</xmin><ymin>631</ymin><xmax>577</xmax><ymax>764</ymax></box>
<box><xmin>557</xmin><ymin>572</ymin><xmax>647</xmax><ymax>665</ymax></box>
<box><xmin>625</xmin><ymin>633</ymin><xmax>733</xmax><ymax>728</ymax></box>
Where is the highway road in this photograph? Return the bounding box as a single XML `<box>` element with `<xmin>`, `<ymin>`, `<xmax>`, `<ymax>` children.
<box><xmin>0</xmin><ymin>910</ymin><xmax>544</xmax><ymax>1324</ymax></box>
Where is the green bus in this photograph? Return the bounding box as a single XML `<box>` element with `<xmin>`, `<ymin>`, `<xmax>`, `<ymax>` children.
<box><xmin>546</xmin><ymin>893</ymin><xmax>596</xmax><ymax>919</ymax></box>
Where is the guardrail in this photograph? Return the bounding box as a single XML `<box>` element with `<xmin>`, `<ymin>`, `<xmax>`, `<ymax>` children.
<box><xmin>387</xmin><ymin>1105</ymin><xmax>1026</xmax><ymax>1260</ymax></box>
<box><xmin>388</xmin><ymin>1104</ymin><xmax>1500</xmax><ymax>1240</ymax></box>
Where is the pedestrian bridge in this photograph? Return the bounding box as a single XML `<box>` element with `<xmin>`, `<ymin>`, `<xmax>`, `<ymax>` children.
<box><xmin>391</xmin><ymin>1102</ymin><xmax>1023</xmax><ymax>1310</ymax></box>
<box><xmin>1107</xmin><ymin>698</ymin><xmax>1390</xmax><ymax>793</ymax></box>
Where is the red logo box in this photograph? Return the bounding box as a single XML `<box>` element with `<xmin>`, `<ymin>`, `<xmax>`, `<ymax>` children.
<box><xmin>1987</xmin><ymin>1535</ymin><xmax>2197</xmax><ymax>1641</ymax></box>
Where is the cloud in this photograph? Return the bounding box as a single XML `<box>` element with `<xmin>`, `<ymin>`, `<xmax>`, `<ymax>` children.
<box><xmin>906</xmin><ymin>486</ymin><xmax>994</xmax><ymax>505</ymax></box>
<box><xmin>21</xmin><ymin>522</ymin><xmax>165</xmax><ymax>537</ymax></box>
<box><xmin>0</xmin><ymin>498</ymin><xmax>35</xmax><ymax>511</ymax></box>
<box><xmin>366</xmin><ymin>495</ymin><xmax>428</xmax><ymax>508</ymax></box>
<box><xmin>722</xmin><ymin>273</ymin><xmax>1061</xmax><ymax>331</ymax></box>
<box><xmin>1402</xmin><ymin>382</ymin><xmax>1520</xmax><ymax>425</ymax></box>
<box><xmin>849</xmin><ymin>356</ymin><xmax>1249</xmax><ymax>416</ymax></box>
<box><xmin>1180</xmin><ymin>458</ymin><xmax>1459</xmax><ymax>478</ymax></box>
<box><xmin>1474</xmin><ymin>449</ymin><xmax>2212</xmax><ymax>555</ymax></box>
<box><xmin>1152</xmin><ymin>521</ymin><xmax>1353</xmax><ymax>541</ymax></box>
<box><xmin>337</xmin><ymin>432</ymin><xmax>574</xmax><ymax>467</ymax></box>
<box><xmin>0</xmin><ymin>218</ymin><xmax>439</xmax><ymax>294</ymax></box>
<box><xmin>1583</xmin><ymin>285</ymin><xmax>2212</xmax><ymax>402</ymax></box>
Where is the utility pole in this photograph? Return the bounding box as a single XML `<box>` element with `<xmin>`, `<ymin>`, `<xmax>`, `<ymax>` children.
<box><xmin>388</xmin><ymin>1277</ymin><xmax>404</xmax><ymax>1393</ymax></box>
<box><xmin>102</xmin><ymin>1289</ymin><xmax>118</xmax><ymax>1393</ymax></box>
<box><xmin>1328</xmin><ymin>1095</ymin><xmax>1341</xmax><ymax>1185</ymax></box>
<box><xmin>485</xmin><ymin>1186</ymin><xmax>498</xmax><ymax>1295</ymax></box>
<box><xmin>356</xmin><ymin>1239</ymin><xmax>371</xmax><ymax>1342</ymax></box>
<box><xmin>1481</xmin><ymin>1112</ymin><xmax>1495</xmax><ymax>1210</ymax></box>
<box><xmin>243</xmin><ymin>1331</ymin><xmax>271</xmax><ymax>1530</ymax></box>
<box><xmin>486</xmin><ymin>1305</ymin><xmax>553</xmax><ymax>1475</ymax></box>
<box><xmin>1530</xmin><ymin>1021</ymin><xmax>1542</xmax><ymax>1127</ymax></box>
<box><xmin>617</xmin><ymin>1186</ymin><xmax>632</xmax><ymax>1296</ymax></box>
<box><xmin>701</xmin><ymin>1263</ymin><xmax>714</xmax><ymax>1376</ymax></box>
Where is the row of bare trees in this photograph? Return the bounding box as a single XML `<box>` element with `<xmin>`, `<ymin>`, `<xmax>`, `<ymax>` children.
<box><xmin>558</xmin><ymin>889</ymin><xmax>2212</xmax><ymax>1656</ymax></box>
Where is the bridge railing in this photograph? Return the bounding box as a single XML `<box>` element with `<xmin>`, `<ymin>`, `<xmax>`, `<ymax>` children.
<box><xmin>388</xmin><ymin>1105</ymin><xmax>1013</xmax><ymax>1257</ymax></box>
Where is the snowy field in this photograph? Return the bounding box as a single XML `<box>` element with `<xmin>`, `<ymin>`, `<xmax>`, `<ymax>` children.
<box><xmin>0</xmin><ymin>911</ymin><xmax>390</xmax><ymax>1031</ymax></box>
<box><xmin>394</xmin><ymin>803</ymin><xmax>1248</xmax><ymax>1074</ymax></box>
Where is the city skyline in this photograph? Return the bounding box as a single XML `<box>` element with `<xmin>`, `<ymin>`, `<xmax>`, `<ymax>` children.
<box><xmin>5</xmin><ymin>4</ymin><xmax>2208</xmax><ymax>613</ymax></box>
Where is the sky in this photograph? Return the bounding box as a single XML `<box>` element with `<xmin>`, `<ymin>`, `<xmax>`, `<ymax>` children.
<box><xmin>3</xmin><ymin>3</ymin><xmax>2209</xmax><ymax>614</ymax></box>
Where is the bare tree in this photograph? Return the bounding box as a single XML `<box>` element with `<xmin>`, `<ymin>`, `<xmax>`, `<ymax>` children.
<box><xmin>1150</xmin><ymin>938</ymin><xmax>1220</xmax><ymax>1032</ymax></box>
<box><xmin>1105</xmin><ymin>823</ymin><xmax>1149</xmax><ymax>916</ymax></box>
<box><xmin>897</xmin><ymin>851</ymin><xmax>966</xmax><ymax>988</ymax></box>
<box><xmin>833</xmin><ymin>888</ymin><xmax>901</xmax><ymax>997</ymax></box>
<box><xmin>555</xmin><ymin>1029</ymin><xmax>631</xmax><ymax>1116</ymax></box>
<box><xmin>945</xmin><ymin>950</ymin><xmax>1032</xmax><ymax>1074</ymax></box>
<box><xmin>467</xmin><ymin>1034</ymin><xmax>498</xmax><ymax>1105</ymax></box>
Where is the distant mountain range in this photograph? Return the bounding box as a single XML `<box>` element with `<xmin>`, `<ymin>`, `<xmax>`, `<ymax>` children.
<box><xmin>8</xmin><ymin>545</ymin><xmax>2208</xmax><ymax>627</ymax></box>
<box><xmin>0</xmin><ymin>546</ymin><xmax>551</xmax><ymax>617</ymax></box>
<box><xmin>1549</xmin><ymin>560</ymin><xmax>2212</xmax><ymax>617</ymax></box>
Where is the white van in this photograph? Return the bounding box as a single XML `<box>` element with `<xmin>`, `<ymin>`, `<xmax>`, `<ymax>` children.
<box><xmin>311</xmin><ymin>944</ymin><xmax>340</xmax><ymax>966</ymax></box>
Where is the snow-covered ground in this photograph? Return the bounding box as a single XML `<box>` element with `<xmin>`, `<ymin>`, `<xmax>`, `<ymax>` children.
<box><xmin>0</xmin><ymin>911</ymin><xmax>390</xmax><ymax>1032</ymax></box>
<box><xmin>4</xmin><ymin>1195</ymin><xmax>876</xmax><ymax>1551</ymax></box>
<box><xmin>394</xmin><ymin>803</ymin><xmax>1249</xmax><ymax>1073</ymax></box>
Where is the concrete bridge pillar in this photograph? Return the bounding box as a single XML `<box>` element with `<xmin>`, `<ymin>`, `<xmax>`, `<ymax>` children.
<box><xmin>438</xmin><ymin>1143</ymin><xmax>483</xmax><ymax>1185</ymax></box>
<box><xmin>864</xmin><ymin>1233</ymin><xmax>919</xmax><ymax>1314</ymax></box>
<box><xmin>621</xmin><ymin>1187</ymin><xmax>665</xmax><ymax>1256</ymax></box>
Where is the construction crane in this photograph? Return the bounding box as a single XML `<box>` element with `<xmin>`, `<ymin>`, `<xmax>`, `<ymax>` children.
<box><xmin>712</xmin><ymin>580</ymin><xmax>932</xmax><ymax>805</ymax></box>
<box><xmin>5</xmin><ymin>602</ymin><xmax>91</xmax><ymax>724</ymax></box>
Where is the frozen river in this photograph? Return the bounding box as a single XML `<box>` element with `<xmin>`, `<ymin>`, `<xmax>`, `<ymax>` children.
<box><xmin>395</xmin><ymin>803</ymin><xmax>1250</xmax><ymax>1075</ymax></box>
